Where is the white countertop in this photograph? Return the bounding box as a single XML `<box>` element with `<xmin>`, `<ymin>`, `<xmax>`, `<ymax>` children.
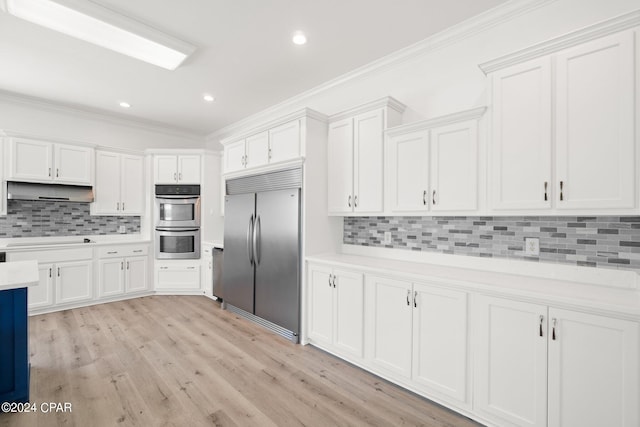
<box><xmin>0</xmin><ymin>260</ymin><xmax>39</xmax><ymax>291</ymax></box>
<box><xmin>0</xmin><ymin>235</ymin><xmax>152</xmax><ymax>251</ymax></box>
<box><xmin>307</xmin><ymin>251</ymin><xmax>640</xmax><ymax>319</ymax></box>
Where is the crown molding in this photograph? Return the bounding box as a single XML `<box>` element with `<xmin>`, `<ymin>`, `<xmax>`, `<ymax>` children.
<box><xmin>328</xmin><ymin>96</ymin><xmax>407</xmax><ymax>123</ymax></box>
<box><xmin>0</xmin><ymin>89</ymin><xmax>205</xmax><ymax>142</ymax></box>
<box><xmin>385</xmin><ymin>106</ymin><xmax>487</xmax><ymax>137</ymax></box>
<box><xmin>218</xmin><ymin>108</ymin><xmax>327</xmax><ymax>146</ymax></box>
<box><xmin>479</xmin><ymin>8</ymin><xmax>640</xmax><ymax>74</ymax></box>
<box><xmin>1</xmin><ymin>129</ymin><xmax>98</xmax><ymax>147</ymax></box>
<box><xmin>207</xmin><ymin>0</ymin><xmax>555</xmax><ymax>141</ymax></box>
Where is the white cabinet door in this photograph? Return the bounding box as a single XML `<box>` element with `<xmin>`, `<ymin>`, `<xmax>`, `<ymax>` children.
<box><xmin>353</xmin><ymin>109</ymin><xmax>384</xmax><ymax>213</ymax></box>
<box><xmin>245</xmin><ymin>131</ymin><xmax>269</xmax><ymax>169</ymax></box>
<box><xmin>491</xmin><ymin>57</ymin><xmax>552</xmax><ymax>210</ymax></box>
<box><xmin>333</xmin><ymin>270</ymin><xmax>364</xmax><ymax>358</ymax></box>
<box><xmin>54</xmin><ymin>144</ymin><xmax>93</xmax><ymax>184</ymax></box>
<box><xmin>269</xmin><ymin>120</ymin><xmax>300</xmax><ymax>163</ymax></box>
<box><xmin>55</xmin><ymin>260</ymin><xmax>93</xmax><ymax>304</ymax></box>
<box><xmin>387</xmin><ymin>130</ymin><xmax>429</xmax><ymax>213</ymax></box>
<box><xmin>412</xmin><ymin>284</ymin><xmax>468</xmax><ymax>403</ymax></box>
<box><xmin>475</xmin><ymin>295</ymin><xmax>547</xmax><ymax>427</ymax></box>
<box><xmin>555</xmin><ymin>31</ymin><xmax>635</xmax><ymax>210</ymax></box>
<box><xmin>98</xmin><ymin>258</ymin><xmax>125</xmax><ymax>298</ymax></box>
<box><xmin>307</xmin><ymin>265</ymin><xmax>334</xmax><ymax>346</ymax></box>
<box><xmin>94</xmin><ymin>151</ymin><xmax>121</xmax><ymax>214</ymax></box>
<box><xmin>155</xmin><ymin>155</ymin><xmax>178</xmax><ymax>183</ymax></box>
<box><xmin>368</xmin><ymin>275</ymin><xmax>413</xmax><ymax>379</ymax></box>
<box><xmin>225</xmin><ymin>140</ymin><xmax>246</xmax><ymax>173</ymax></box>
<box><xmin>430</xmin><ymin>120</ymin><xmax>478</xmax><ymax>211</ymax></box>
<box><xmin>177</xmin><ymin>155</ymin><xmax>201</xmax><ymax>184</ymax></box>
<box><xmin>328</xmin><ymin>118</ymin><xmax>354</xmax><ymax>214</ymax></box>
<box><xmin>547</xmin><ymin>308</ymin><xmax>639</xmax><ymax>427</ymax></box>
<box><xmin>29</xmin><ymin>263</ymin><xmax>54</xmax><ymax>310</ymax></box>
<box><xmin>155</xmin><ymin>265</ymin><xmax>200</xmax><ymax>290</ymax></box>
<box><xmin>125</xmin><ymin>256</ymin><xmax>148</xmax><ymax>294</ymax></box>
<box><xmin>120</xmin><ymin>154</ymin><xmax>144</xmax><ymax>214</ymax></box>
<box><xmin>9</xmin><ymin>138</ymin><xmax>52</xmax><ymax>181</ymax></box>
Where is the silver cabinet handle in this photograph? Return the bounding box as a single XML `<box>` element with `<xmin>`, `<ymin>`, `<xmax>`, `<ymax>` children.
<box><xmin>268</xmin><ymin>148</ymin><xmax>272</xmax><ymax>160</ymax></box>
<box><xmin>406</xmin><ymin>289</ymin><xmax>411</xmax><ymax>306</ymax></box>
<box><xmin>544</xmin><ymin>182</ymin><xmax>548</xmax><ymax>202</ymax></box>
<box><xmin>552</xmin><ymin>318</ymin><xmax>557</xmax><ymax>340</ymax></box>
<box><xmin>539</xmin><ymin>315</ymin><xmax>544</xmax><ymax>337</ymax></box>
<box><xmin>413</xmin><ymin>291</ymin><xmax>417</xmax><ymax>308</ymax></box>
<box><xmin>328</xmin><ymin>275</ymin><xmax>332</xmax><ymax>287</ymax></box>
<box><xmin>354</xmin><ymin>195</ymin><xmax>358</xmax><ymax>208</ymax></box>
<box><xmin>332</xmin><ymin>275</ymin><xmax>336</xmax><ymax>288</ymax></box>
<box><xmin>246</xmin><ymin>215</ymin><xmax>254</xmax><ymax>265</ymax></box>
<box><xmin>49</xmin><ymin>267</ymin><xmax>52</xmax><ymax>278</ymax></box>
<box><xmin>348</xmin><ymin>195</ymin><xmax>352</xmax><ymax>208</ymax></box>
<box><xmin>187</xmin><ymin>266</ymin><xmax>196</xmax><ymax>270</ymax></box>
<box><xmin>56</xmin><ymin>168</ymin><xmax>59</xmax><ymax>178</ymax></box>
<box><xmin>126</xmin><ymin>261</ymin><xmax>130</xmax><ymax>270</ymax></box>
<box><xmin>107</xmin><ymin>251</ymin><xmax>117</xmax><ymax>254</ymax></box>
<box><xmin>244</xmin><ymin>155</ymin><xmax>248</xmax><ymax>166</ymax></box>
<box><xmin>122</xmin><ymin>202</ymin><xmax>125</xmax><ymax>210</ymax></box>
<box><xmin>559</xmin><ymin>181</ymin><xmax>564</xmax><ymax>201</ymax></box>
<box><xmin>174</xmin><ymin>172</ymin><xmax>177</xmax><ymax>181</ymax></box>
<box><xmin>116</xmin><ymin>202</ymin><xmax>120</xmax><ymax>211</ymax></box>
<box><xmin>48</xmin><ymin>167</ymin><xmax>52</xmax><ymax>177</ymax></box>
<box><xmin>423</xmin><ymin>190</ymin><xmax>427</xmax><ymax>206</ymax></box>
<box><xmin>57</xmin><ymin>268</ymin><xmax>60</xmax><ymax>277</ymax></box>
<box><xmin>178</xmin><ymin>172</ymin><xmax>182</xmax><ymax>181</ymax></box>
<box><xmin>432</xmin><ymin>190</ymin><xmax>436</xmax><ymax>205</ymax></box>
<box><xmin>121</xmin><ymin>261</ymin><xmax>124</xmax><ymax>270</ymax></box>
<box><xmin>133</xmin><ymin>250</ymin><xmax>143</xmax><ymax>253</ymax></box>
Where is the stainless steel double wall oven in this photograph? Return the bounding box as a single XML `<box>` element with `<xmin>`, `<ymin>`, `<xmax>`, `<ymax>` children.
<box><xmin>155</xmin><ymin>184</ymin><xmax>201</xmax><ymax>259</ymax></box>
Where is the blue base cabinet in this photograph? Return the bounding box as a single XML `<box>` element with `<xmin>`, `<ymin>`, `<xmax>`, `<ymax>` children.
<box><xmin>0</xmin><ymin>288</ymin><xmax>29</xmax><ymax>405</ymax></box>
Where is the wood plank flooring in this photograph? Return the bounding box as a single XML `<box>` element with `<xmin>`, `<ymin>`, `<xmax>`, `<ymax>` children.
<box><xmin>0</xmin><ymin>296</ymin><xmax>482</xmax><ymax>426</ymax></box>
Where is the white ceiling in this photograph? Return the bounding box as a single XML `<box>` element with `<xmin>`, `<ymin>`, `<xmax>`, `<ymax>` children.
<box><xmin>0</xmin><ymin>0</ymin><xmax>507</xmax><ymax>136</ymax></box>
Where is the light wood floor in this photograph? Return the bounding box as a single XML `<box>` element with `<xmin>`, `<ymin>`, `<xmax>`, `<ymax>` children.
<box><xmin>0</xmin><ymin>296</ymin><xmax>482</xmax><ymax>426</ymax></box>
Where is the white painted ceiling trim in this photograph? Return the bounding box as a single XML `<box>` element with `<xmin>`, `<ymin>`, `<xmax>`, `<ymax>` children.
<box><xmin>206</xmin><ymin>0</ymin><xmax>557</xmax><ymax>143</ymax></box>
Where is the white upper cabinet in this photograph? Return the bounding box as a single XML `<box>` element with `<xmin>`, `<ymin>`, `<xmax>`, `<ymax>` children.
<box><xmin>222</xmin><ymin>119</ymin><xmax>302</xmax><ymax>174</ymax></box>
<box><xmin>490</xmin><ymin>57</ymin><xmax>552</xmax><ymax>210</ymax></box>
<box><xmin>328</xmin><ymin>97</ymin><xmax>405</xmax><ymax>215</ymax></box>
<box><xmin>327</xmin><ymin>118</ymin><xmax>354</xmax><ymax>214</ymax></box>
<box><xmin>484</xmin><ymin>26</ymin><xmax>637</xmax><ymax>214</ymax></box>
<box><xmin>555</xmin><ymin>31</ymin><xmax>635</xmax><ymax>210</ymax></box>
<box><xmin>386</xmin><ymin>130</ymin><xmax>429</xmax><ymax>213</ymax></box>
<box><xmin>95</xmin><ymin>151</ymin><xmax>144</xmax><ymax>215</ymax></box>
<box><xmin>155</xmin><ymin>154</ymin><xmax>201</xmax><ymax>184</ymax></box>
<box><xmin>385</xmin><ymin>107</ymin><xmax>485</xmax><ymax>215</ymax></box>
<box><xmin>430</xmin><ymin>119</ymin><xmax>478</xmax><ymax>211</ymax></box>
<box><xmin>9</xmin><ymin>138</ymin><xmax>93</xmax><ymax>185</ymax></box>
<box><xmin>268</xmin><ymin>120</ymin><xmax>300</xmax><ymax>163</ymax></box>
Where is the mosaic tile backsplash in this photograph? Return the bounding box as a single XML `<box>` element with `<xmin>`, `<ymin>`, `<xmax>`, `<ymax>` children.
<box><xmin>344</xmin><ymin>216</ymin><xmax>640</xmax><ymax>272</ymax></box>
<box><xmin>0</xmin><ymin>200</ymin><xmax>140</xmax><ymax>238</ymax></box>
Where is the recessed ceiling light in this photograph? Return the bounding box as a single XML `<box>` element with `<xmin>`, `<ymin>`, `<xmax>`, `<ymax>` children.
<box><xmin>119</xmin><ymin>101</ymin><xmax>131</xmax><ymax>108</ymax></box>
<box><xmin>2</xmin><ymin>0</ymin><xmax>196</xmax><ymax>70</ymax></box>
<box><xmin>203</xmin><ymin>94</ymin><xmax>215</xmax><ymax>102</ymax></box>
<box><xmin>292</xmin><ymin>31</ymin><xmax>307</xmax><ymax>45</ymax></box>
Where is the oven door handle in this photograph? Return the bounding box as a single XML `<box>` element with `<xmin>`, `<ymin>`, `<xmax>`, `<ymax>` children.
<box><xmin>247</xmin><ymin>215</ymin><xmax>254</xmax><ymax>266</ymax></box>
<box><xmin>253</xmin><ymin>215</ymin><xmax>261</xmax><ymax>265</ymax></box>
<box><xmin>155</xmin><ymin>228</ymin><xmax>200</xmax><ymax>232</ymax></box>
<box><xmin>155</xmin><ymin>195</ymin><xmax>200</xmax><ymax>199</ymax></box>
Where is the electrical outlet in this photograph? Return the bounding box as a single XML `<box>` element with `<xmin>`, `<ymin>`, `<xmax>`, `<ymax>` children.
<box><xmin>383</xmin><ymin>231</ymin><xmax>392</xmax><ymax>245</ymax></box>
<box><xmin>524</xmin><ymin>237</ymin><xmax>540</xmax><ymax>256</ymax></box>
<box><xmin>118</xmin><ymin>225</ymin><xmax>126</xmax><ymax>234</ymax></box>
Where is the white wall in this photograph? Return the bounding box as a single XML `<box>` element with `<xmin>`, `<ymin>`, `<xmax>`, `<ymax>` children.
<box><xmin>207</xmin><ymin>0</ymin><xmax>640</xmax><ymax>147</ymax></box>
<box><xmin>0</xmin><ymin>97</ymin><xmax>204</xmax><ymax>151</ymax></box>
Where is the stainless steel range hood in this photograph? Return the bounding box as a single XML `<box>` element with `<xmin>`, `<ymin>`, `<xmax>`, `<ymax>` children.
<box><xmin>7</xmin><ymin>181</ymin><xmax>94</xmax><ymax>203</ymax></box>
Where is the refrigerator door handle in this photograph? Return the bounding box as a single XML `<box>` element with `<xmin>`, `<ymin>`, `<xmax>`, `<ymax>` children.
<box><xmin>246</xmin><ymin>214</ymin><xmax>254</xmax><ymax>265</ymax></box>
<box><xmin>253</xmin><ymin>215</ymin><xmax>261</xmax><ymax>265</ymax></box>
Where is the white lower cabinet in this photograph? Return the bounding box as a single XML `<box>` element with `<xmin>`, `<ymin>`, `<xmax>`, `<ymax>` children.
<box><xmin>475</xmin><ymin>295</ymin><xmax>639</xmax><ymax>427</ymax></box>
<box><xmin>365</xmin><ymin>275</ymin><xmax>469</xmax><ymax>405</ymax></box>
<box><xmin>10</xmin><ymin>248</ymin><xmax>93</xmax><ymax>310</ymax></box>
<box><xmin>155</xmin><ymin>262</ymin><xmax>201</xmax><ymax>292</ymax></box>
<box><xmin>307</xmin><ymin>265</ymin><xmax>364</xmax><ymax>359</ymax></box>
<box><xmin>97</xmin><ymin>245</ymin><xmax>149</xmax><ymax>298</ymax></box>
<box><xmin>55</xmin><ymin>261</ymin><xmax>93</xmax><ymax>305</ymax></box>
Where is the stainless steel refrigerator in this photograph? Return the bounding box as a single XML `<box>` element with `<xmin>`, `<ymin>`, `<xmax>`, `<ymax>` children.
<box><xmin>222</xmin><ymin>169</ymin><xmax>301</xmax><ymax>342</ymax></box>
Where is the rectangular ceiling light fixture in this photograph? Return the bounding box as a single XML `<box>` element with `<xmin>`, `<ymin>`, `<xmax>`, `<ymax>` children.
<box><xmin>1</xmin><ymin>0</ymin><xmax>196</xmax><ymax>70</ymax></box>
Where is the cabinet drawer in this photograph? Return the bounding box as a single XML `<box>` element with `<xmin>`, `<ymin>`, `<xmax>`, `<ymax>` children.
<box><xmin>8</xmin><ymin>248</ymin><xmax>93</xmax><ymax>263</ymax></box>
<box><xmin>97</xmin><ymin>245</ymin><xmax>148</xmax><ymax>258</ymax></box>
